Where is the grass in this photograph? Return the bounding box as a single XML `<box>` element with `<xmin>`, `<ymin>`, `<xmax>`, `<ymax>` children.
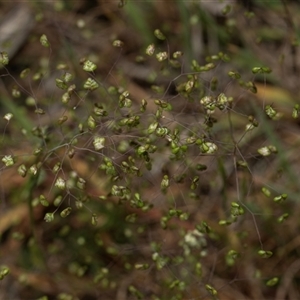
<box><xmin>0</xmin><ymin>1</ymin><xmax>300</xmax><ymax>300</ymax></box>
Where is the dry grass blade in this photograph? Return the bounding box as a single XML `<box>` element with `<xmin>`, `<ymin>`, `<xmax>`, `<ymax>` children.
<box><xmin>0</xmin><ymin>5</ymin><xmax>34</xmax><ymax>58</ymax></box>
